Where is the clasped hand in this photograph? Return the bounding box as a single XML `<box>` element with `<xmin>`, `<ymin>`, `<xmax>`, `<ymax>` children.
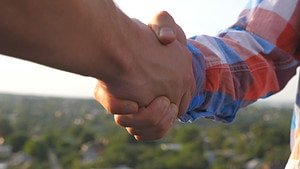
<box><xmin>94</xmin><ymin>11</ymin><xmax>195</xmax><ymax>140</ymax></box>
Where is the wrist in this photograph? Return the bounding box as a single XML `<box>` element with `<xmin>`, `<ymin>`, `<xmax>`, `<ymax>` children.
<box><xmin>96</xmin><ymin>17</ymin><xmax>146</xmax><ymax>84</ymax></box>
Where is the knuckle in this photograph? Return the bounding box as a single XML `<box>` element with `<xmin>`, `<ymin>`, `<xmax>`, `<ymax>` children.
<box><xmin>145</xmin><ymin>115</ymin><xmax>160</xmax><ymax>126</ymax></box>
<box><xmin>126</xmin><ymin>127</ymin><xmax>136</xmax><ymax>136</ymax></box>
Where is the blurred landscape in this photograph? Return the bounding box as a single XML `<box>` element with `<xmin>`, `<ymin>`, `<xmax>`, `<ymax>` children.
<box><xmin>0</xmin><ymin>93</ymin><xmax>292</xmax><ymax>169</ymax></box>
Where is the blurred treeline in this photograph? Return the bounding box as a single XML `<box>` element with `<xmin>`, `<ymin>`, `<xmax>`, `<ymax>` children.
<box><xmin>0</xmin><ymin>94</ymin><xmax>292</xmax><ymax>169</ymax></box>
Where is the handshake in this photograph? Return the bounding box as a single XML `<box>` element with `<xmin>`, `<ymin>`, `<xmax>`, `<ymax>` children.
<box><xmin>0</xmin><ymin>1</ymin><xmax>196</xmax><ymax>142</ymax></box>
<box><xmin>94</xmin><ymin>11</ymin><xmax>196</xmax><ymax>141</ymax></box>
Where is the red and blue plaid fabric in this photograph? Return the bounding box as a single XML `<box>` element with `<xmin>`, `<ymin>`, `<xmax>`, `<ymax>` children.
<box><xmin>182</xmin><ymin>0</ymin><xmax>300</xmax><ymax>168</ymax></box>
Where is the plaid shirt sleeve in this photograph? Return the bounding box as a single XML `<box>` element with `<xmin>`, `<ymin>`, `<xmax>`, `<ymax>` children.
<box><xmin>181</xmin><ymin>0</ymin><xmax>300</xmax><ymax>123</ymax></box>
<box><xmin>181</xmin><ymin>0</ymin><xmax>300</xmax><ymax>167</ymax></box>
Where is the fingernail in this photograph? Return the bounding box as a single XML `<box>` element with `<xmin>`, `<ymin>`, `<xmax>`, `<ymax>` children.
<box><xmin>161</xmin><ymin>98</ymin><xmax>169</xmax><ymax>110</ymax></box>
<box><xmin>169</xmin><ymin>105</ymin><xmax>178</xmax><ymax>118</ymax></box>
<box><xmin>160</xmin><ymin>27</ymin><xmax>175</xmax><ymax>37</ymax></box>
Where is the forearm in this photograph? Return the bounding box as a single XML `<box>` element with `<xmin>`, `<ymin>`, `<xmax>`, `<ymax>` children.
<box><xmin>0</xmin><ymin>1</ymin><xmax>196</xmax><ymax>108</ymax></box>
<box><xmin>0</xmin><ymin>0</ymin><xmax>138</xmax><ymax>80</ymax></box>
<box><xmin>183</xmin><ymin>36</ymin><xmax>298</xmax><ymax>123</ymax></box>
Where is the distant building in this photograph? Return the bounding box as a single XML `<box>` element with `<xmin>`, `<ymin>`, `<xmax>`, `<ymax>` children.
<box><xmin>81</xmin><ymin>141</ymin><xmax>106</xmax><ymax>164</ymax></box>
<box><xmin>8</xmin><ymin>152</ymin><xmax>32</xmax><ymax>168</ymax></box>
<box><xmin>245</xmin><ymin>158</ymin><xmax>262</xmax><ymax>169</ymax></box>
<box><xmin>0</xmin><ymin>163</ymin><xmax>7</xmax><ymax>169</ymax></box>
<box><xmin>160</xmin><ymin>143</ymin><xmax>182</xmax><ymax>151</ymax></box>
<box><xmin>0</xmin><ymin>145</ymin><xmax>11</xmax><ymax>159</ymax></box>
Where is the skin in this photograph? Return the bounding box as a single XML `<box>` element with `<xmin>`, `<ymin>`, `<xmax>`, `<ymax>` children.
<box><xmin>0</xmin><ymin>1</ymin><xmax>195</xmax><ymax>139</ymax></box>
<box><xmin>95</xmin><ymin>11</ymin><xmax>189</xmax><ymax>140</ymax></box>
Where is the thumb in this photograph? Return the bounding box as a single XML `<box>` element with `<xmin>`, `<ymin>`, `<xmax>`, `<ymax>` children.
<box><xmin>148</xmin><ymin>11</ymin><xmax>178</xmax><ymax>45</ymax></box>
<box><xmin>94</xmin><ymin>81</ymin><xmax>138</xmax><ymax>114</ymax></box>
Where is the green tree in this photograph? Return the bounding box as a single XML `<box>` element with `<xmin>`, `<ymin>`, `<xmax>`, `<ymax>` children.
<box><xmin>249</xmin><ymin>122</ymin><xmax>270</xmax><ymax>158</ymax></box>
<box><xmin>23</xmin><ymin>139</ymin><xmax>48</xmax><ymax>161</ymax></box>
<box><xmin>0</xmin><ymin>117</ymin><xmax>13</xmax><ymax>137</ymax></box>
<box><xmin>80</xmin><ymin>130</ymin><xmax>95</xmax><ymax>144</ymax></box>
<box><xmin>60</xmin><ymin>152</ymin><xmax>81</xmax><ymax>169</ymax></box>
<box><xmin>7</xmin><ymin>132</ymin><xmax>28</xmax><ymax>152</ymax></box>
<box><xmin>68</xmin><ymin>126</ymin><xmax>85</xmax><ymax>138</ymax></box>
<box><xmin>207</xmin><ymin>127</ymin><xmax>226</xmax><ymax>149</ymax></box>
<box><xmin>174</xmin><ymin>126</ymin><xmax>201</xmax><ymax>143</ymax></box>
<box><xmin>41</xmin><ymin>131</ymin><xmax>60</xmax><ymax>148</ymax></box>
<box><xmin>164</xmin><ymin>141</ymin><xmax>209</xmax><ymax>169</ymax></box>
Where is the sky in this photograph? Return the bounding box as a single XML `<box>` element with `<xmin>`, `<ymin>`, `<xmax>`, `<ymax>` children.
<box><xmin>0</xmin><ymin>0</ymin><xmax>298</xmax><ymax>103</ymax></box>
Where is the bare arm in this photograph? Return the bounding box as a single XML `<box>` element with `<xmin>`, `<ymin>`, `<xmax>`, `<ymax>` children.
<box><xmin>0</xmin><ymin>0</ymin><xmax>195</xmax><ymax>115</ymax></box>
<box><xmin>0</xmin><ymin>0</ymin><xmax>139</xmax><ymax>79</ymax></box>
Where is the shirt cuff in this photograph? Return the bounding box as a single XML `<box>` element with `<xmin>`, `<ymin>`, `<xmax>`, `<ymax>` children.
<box><xmin>179</xmin><ymin>40</ymin><xmax>206</xmax><ymax>123</ymax></box>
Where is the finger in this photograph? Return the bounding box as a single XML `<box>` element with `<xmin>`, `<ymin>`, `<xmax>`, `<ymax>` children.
<box><xmin>125</xmin><ymin>103</ymin><xmax>176</xmax><ymax>136</ymax></box>
<box><xmin>132</xmin><ymin>103</ymin><xmax>178</xmax><ymax>141</ymax></box>
<box><xmin>94</xmin><ymin>82</ymin><xmax>138</xmax><ymax>114</ymax></box>
<box><xmin>114</xmin><ymin>96</ymin><xmax>170</xmax><ymax>127</ymax></box>
<box><xmin>159</xmin><ymin>103</ymin><xmax>178</xmax><ymax>129</ymax></box>
<box><xmin>148</xmin><ymin>11</ymin><xmax>177</xmax><ymax>45</ymax></box>
<box><xmin>177</xmin><ymin>80</ymin><xmax>196</xmax><ymax>118</ymax></box>
<box><xmin>149</xmin><ymin>11</ymin><xmax>187</xmax><ymax>45</ymax></box>
<box><xmin>177</xmin><ymin>93</ymin><xmax>191</xmax><ymax>118</ymax></box>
